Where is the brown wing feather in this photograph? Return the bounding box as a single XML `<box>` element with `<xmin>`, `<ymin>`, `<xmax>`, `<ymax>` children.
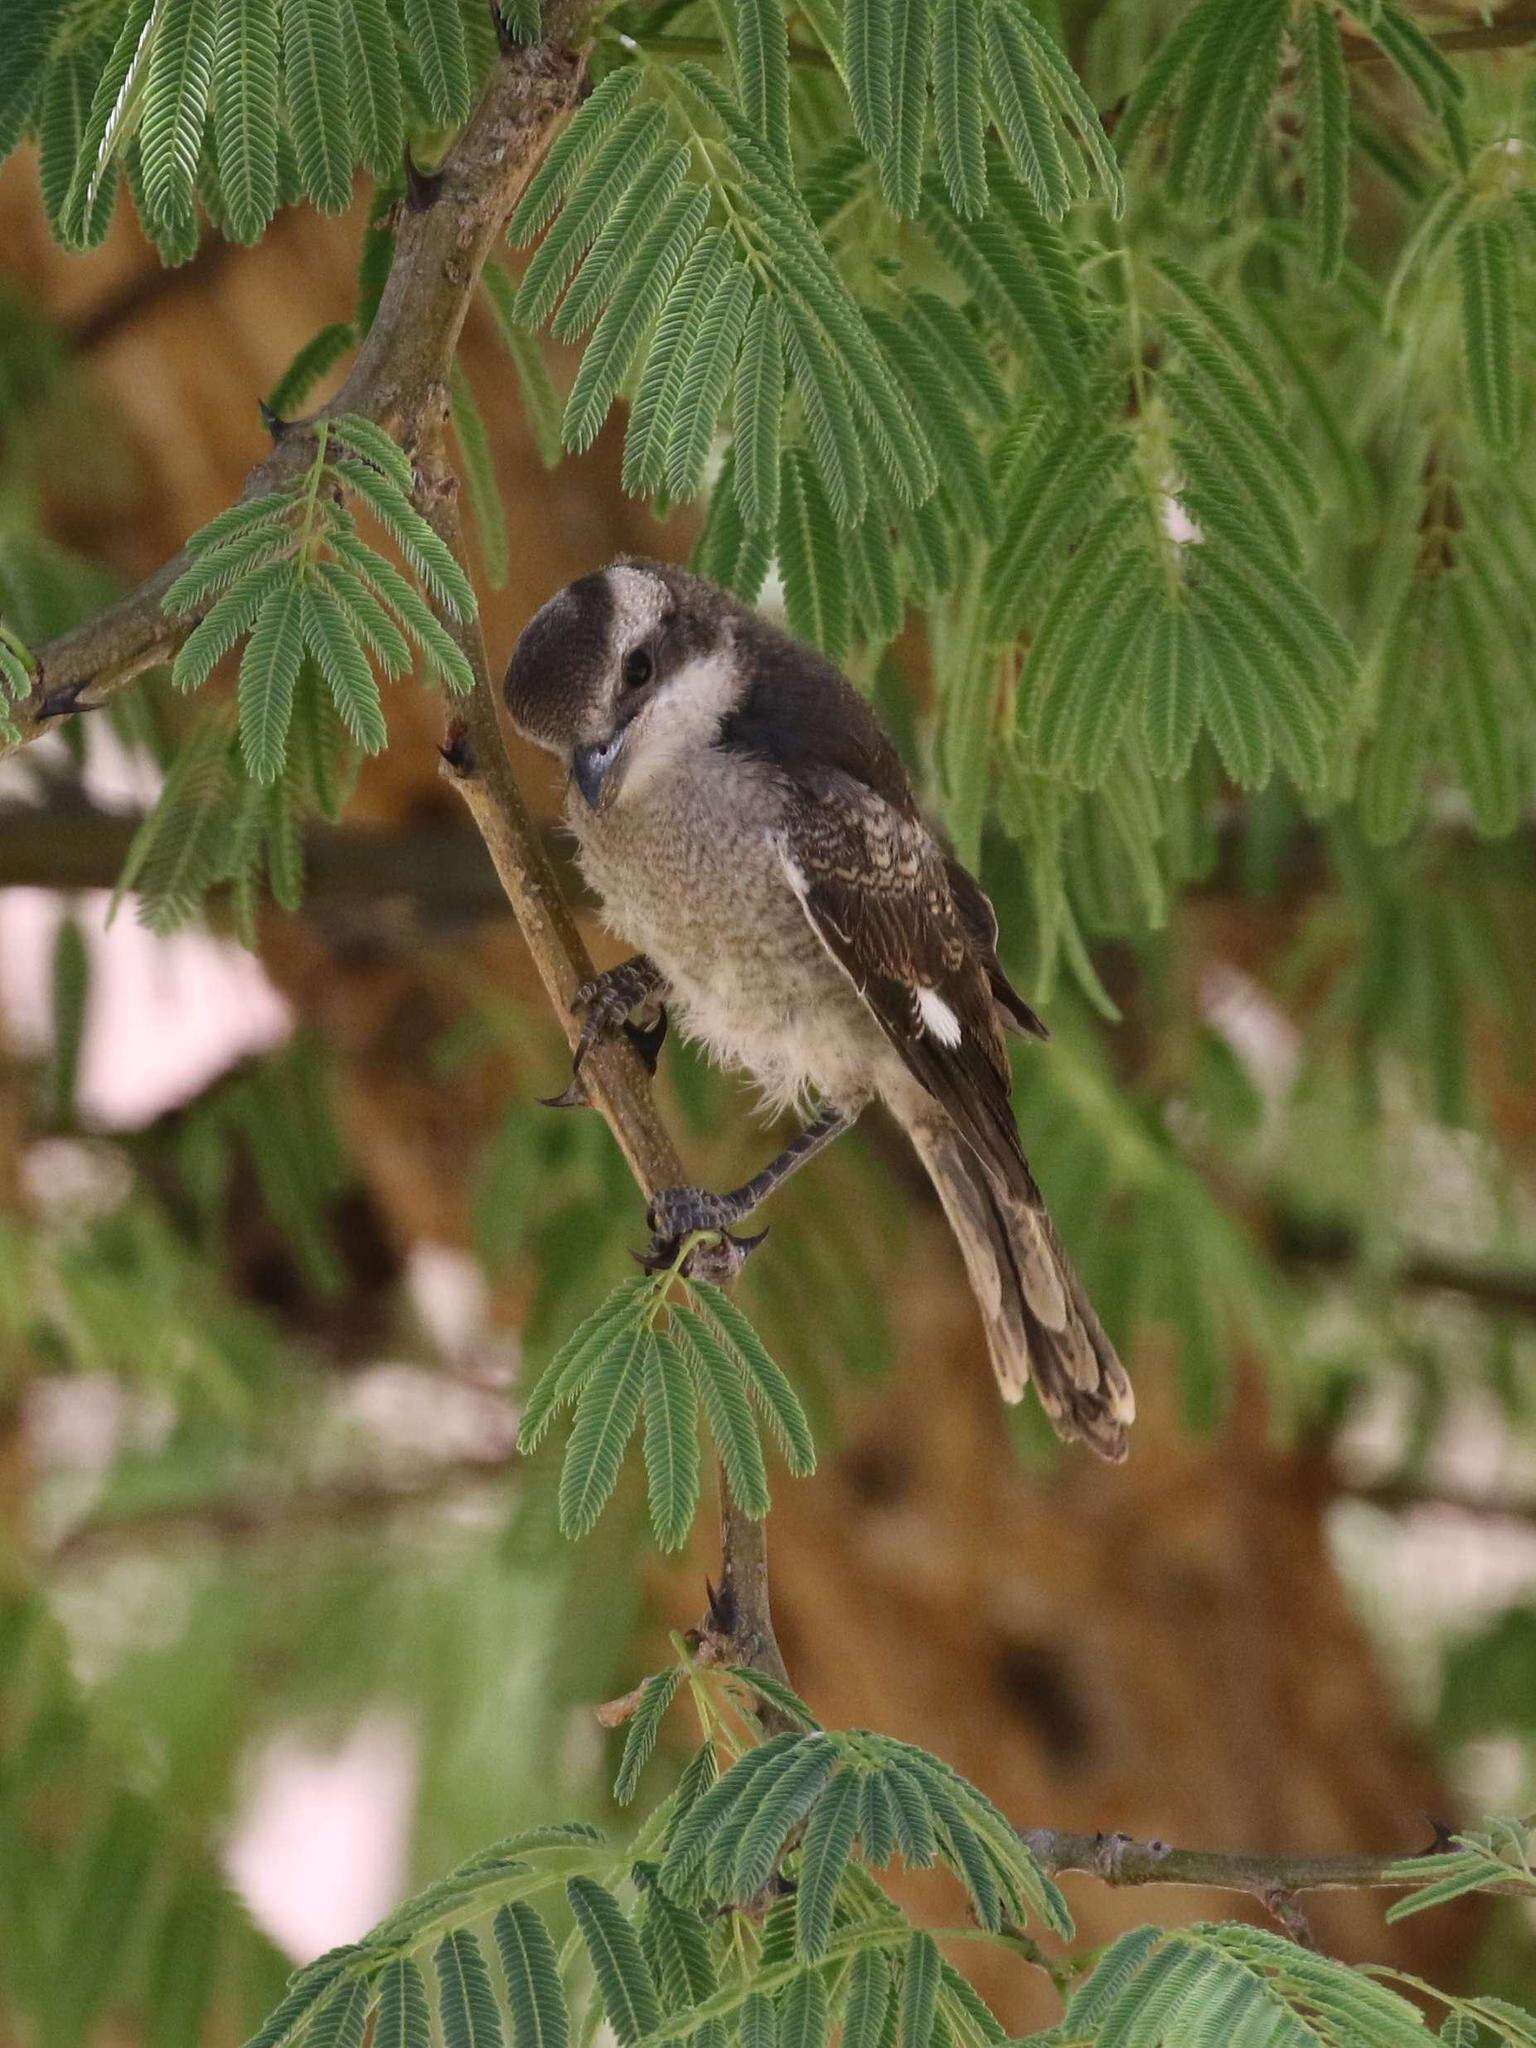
<box><xmin>780</xmin><ymin>769</ymin><xmax>1039</xmax><ymax>1197</ymax></box>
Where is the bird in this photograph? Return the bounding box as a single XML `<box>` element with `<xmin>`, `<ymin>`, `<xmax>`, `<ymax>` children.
<box><xmin>503</xmin><ymin>558</ymin><xmax>1135</xmax><ymax>1460</ymax></box>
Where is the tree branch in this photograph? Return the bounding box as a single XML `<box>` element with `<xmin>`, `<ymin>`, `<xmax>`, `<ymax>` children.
<box><xmin>1020</xmin><ymin>1827</ymin><xmax>1509</xmax><ymax>1914</ymax></box>
<box><xmin>10</xmin><ymin>27</ymin><xmax>585</xmax><ymax>748</ymax></box>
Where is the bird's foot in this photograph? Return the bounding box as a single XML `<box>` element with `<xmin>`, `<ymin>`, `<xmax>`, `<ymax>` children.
<box><xmin>639</xmin><ymin>1186</ymin><xmax>767</xmax><ymax>1282</ymax></box>
<box><xmin>541</xmin><ymin>962</ymin><xmax>667</xmax><ymax>1109</ymax></box>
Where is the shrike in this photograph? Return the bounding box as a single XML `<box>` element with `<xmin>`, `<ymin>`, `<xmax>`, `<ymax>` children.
<box><xmin>504</xmin><ymin>559</ymin><xmax>1134</xmax><ymax>1459</ymax></box>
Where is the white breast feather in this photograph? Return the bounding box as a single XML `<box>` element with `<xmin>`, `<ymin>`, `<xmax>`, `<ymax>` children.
<box><xmin>918</xmin><ymin>987</ymin><xmax>963</xmax><ymax>1046</ymax></box>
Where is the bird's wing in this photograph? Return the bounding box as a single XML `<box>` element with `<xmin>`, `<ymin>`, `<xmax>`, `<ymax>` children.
<box><xmin>775</xmin><ymin>768</ymin><xmax>1037</xmax><ymax>1195</ymax></box>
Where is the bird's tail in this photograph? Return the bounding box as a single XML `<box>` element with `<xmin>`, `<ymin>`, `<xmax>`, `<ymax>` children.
<box><xmin>906</xmin><ymin>1116</ymin><xmax>1135</xmax><ymax>1461</ymax></box>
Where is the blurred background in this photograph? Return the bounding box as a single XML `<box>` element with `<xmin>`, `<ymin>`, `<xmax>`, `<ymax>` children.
<box><xmin>3</xmin><ymin>19</ymin><xmax>1536</xmax><ymax>2040</ymax></box>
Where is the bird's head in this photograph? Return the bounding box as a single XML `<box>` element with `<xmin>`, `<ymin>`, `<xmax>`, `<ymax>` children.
<box><xmin>503</xmin><ymin>560</ymin><xmax>742</xmax><ymax>814</ymax></box>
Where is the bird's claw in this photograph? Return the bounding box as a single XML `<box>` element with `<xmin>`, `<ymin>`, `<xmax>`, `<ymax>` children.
<box><xmin>638</xmin><ymin>1186</ymin><xmax>767</xmax><ymax>1282</ymax></box>
<box><xmin>541</xmin><ymin>1007</ymin><xmax>668</xmax><ymax>1113</ymax></box>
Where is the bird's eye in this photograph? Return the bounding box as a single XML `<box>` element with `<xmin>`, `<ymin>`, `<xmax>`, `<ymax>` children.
<box><xmin>622</xmin><ymin>647</ymin><xmax>653</xmax><ymax>690</ymax></box>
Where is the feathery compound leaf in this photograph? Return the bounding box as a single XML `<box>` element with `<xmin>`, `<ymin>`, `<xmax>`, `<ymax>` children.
<box><xmin>553</xmin><ymin>144</ymin><xmax>691</xmax><ymax>341</ymax></box>
<box><xmin>244</xmin><ymin>1948</ymin><xmax>366</xmax><ymax>2048</ymax></box>
<box><xmin>213</xmin><ymin>0</ymin><xmax>279</xmax><ymax>238</ymax></box>
<box><xmin>557</xmin><ymin>1316</ymin><xmax>649</xmax><ymax>1537</ymax></box>
<box><xmin>919</xmin><ymin>197</ymin><xmax>1085</xmax><ymax>406</ymax></box>
<box><xmin>776</xmin><ymin>447</ymin><xmax>849</xmax><ymax>663</ymax></box>
<box><xmin>238</xmin><ymin>580</ymin><xmax>305</xmax><ymax>781</ymax></box>
<box><xmin>674</xmin><ymin>1303</ymin><xmax>771</xmax><ymax>1518</ymax></box>
<box><xmin>1191</xmin><ymin>0</ymin><xmax>1286</xmax><ymax>213</ymax></box>
<box><xmin>514</xmin><ymin>104</ymin><xmax>668</xmax><ymax>327</ymax></box>
<box><xmin>881</xmin><ymin>0</ymin><xmax>931</xmax><ymax>214</ymax></box>
<box><xmin>1005</xmin><ymin>1</ymin><xmax>1122</xmax><ymax>212</ymax></box>
<box><xmin>795</xmin><ymin>1770</ymin><xmax>860</xmax><ymax>1959</ymax></box>
<box><xmin>666</xmin><ymin>265</ymin><xmax>754</xmax><ymax>499</ymax></box>
<box><xmin>267</xmin><ymin>321</ymin><xmax>355</xmax><ymax>417</ymax></box>
<box><xmin>283</xmin><ymin>0</ymin><xmax>353</xmax><ymax>213</ymax></box>
<box><xmin>1443</xmin><ymin>573</ymin><xmax>1519</xmax><ymax>836</ymax></box>
<box><xmin>615</xmin><ymin>1668</ymin><xmax>686</xmax><ymax>1804</ymax></box>
<box><xmin>342</xmin><ymin>0</ymin><xmax>404</xmax><ymax>174</ymax></box>
<box><xmin>844</xmin><ymin>0</ymin><xmax>892</xmax><ymax>158</ymax></box>
<box><xmin>329</xmin><ymin>409</ymin><xmax>416</xmax><ymax>490</ymax></box>
<box><xmin>899</xmin><ymin>1933</ymin><xmax>940</xmax><ymax>2048</ymax></box>
<box><xmin>933</xmin><ymin>0</ymin><xmax>988</xmax><ymax>219</ymax></box>
<box><xmin>843</xmin><ymin>1945</ymin><xmax>895</xmax><ymax>2048</ymax></box>
<box><xmin>731</xmin><ymin>1738</ymin><xmax>839</xmax><ymax>1896</ymax></box>
<box><xmin>982</xmin><ymin>5</ymin><xmax>1069</xmax><ymax>221</ymax></box>
<box><xmin>642</xmin><ymin>1334</ymin><xmax>700</xmax><ymax>1552</ymax></box>
<box><xmin>1141</xmin><ymin>604</ymin><xmax>1205</xmax><ymax>776</ymax></box>
<box><xmin>330</xmin><ymin>457</ymin><xmax>476</xmax><ymax>619</ymax></box>
<box><xmin>566</xmin><ymin>1880</ymin><xmax>661</xmax><ymax>2046</ymax></box>
<box><xmin>330</xmin><ymin>532</ymin><xmax>475</xmax><ymax>691</ymax></box>
<box><xmin>451</xmin><ymin>366</ymin><xmax>510</xmax><ymax>587</ymax></box>
<box><xmin>857</xmin><ymin>1773</ymin><xmax>899</xmax><ymax>1867</ymax></box>
<box><xmin>300</xmin><ymin>582</ymin><xmax>387</xmax><ymax>752</ymax></box>
<box><xmin>733</xmin><ymin>0</ymin><xmax>790</xmax><ymax>160</ymax></box>
<box><xmin>741</xmin><ymin>1992</ymin><xmax>778</xmax><ymax>2048</ymax></box>
<box><xmin>319</xmin><ymin>561</ymin><xmax>410</xmax><ymax>677</ymax></box>
<box><xmin>623</xmin><ymin>231</ymin><xmax>735</xmax><ymax>494</ymax></box>
<box><xmin>1194</xmin><ymin>604</ymin><xmax>1273</xmax><ymax>789</ymax></box>
<box><xmin>659</xmin><ymin>1732</ymin><xmax>801</xmax><ymax>1895</ymax></box>
<box><xmin>865</xmin><ymin>308</ymin><xmax>995</xmax><ymax>538</ymax></box>
<box><xmin>732</xmin><ymin>295</ymin><xmax>786</xmax><ymax>532</ymax></box>
<box><xmin>724</xmin><ymin>1667</ymin><xmax>820</xmax><ymax>1731</ymax></box>
<box><xmin>494</xmin><ymin>1905</ymin><xmax>569</xmax><ymax>2048</ymax></box>
<box><xmin>172</xmin><ymin>559</ymin><xmax>292</xmax><ymax>690</ymax></box>
<box><xmin>1298</xmin><ymin>1</ymin><xmax>1349</xmax><ymax>282</ymax></box>
<box><xmin>779</xmin><ymin>302</ymin><xmax>867</xmax><ymax>528</ymax></box>
<box><xmin>373</xmin><ymin>1960</ymin><xmax>430</xmax><ymax>2048</ymax></box>
<box><xmin>403</xmin><ymin>0</ymin><xmax>471</xmax><ymax>124</ymax></box>
<box><xmin>1457</xmin><ymin>214</ymin><xmax>1520</xmax><ymax>458</ymax></box>
<box><xmin>140</xmin><ymin>0</ymin><xmax>216</xmax><ymax>228</ymax></box>
<box><xmin>509</xmin><ymin>66</ymin><xmax>646</xmax><ymax>240</ymax></box>
<box><xmin>483</xmin><ymin>264</ymin><xmax>566</xmax><ymax>468</ymax></box>
<box><xmin>562</xmin><ymin>188</ymin><xmax>710</xmax><ymax>453</ymax></box>
<box><xmin>436</xmin><ymin>1931</ymin><xmax>505</xmax><ymax>2048</ymax></box>
<box><xmin>778</xmin><ymin>1974</ymin><xmax>830</xmax><ymax>2048</ymax></box>
<box><xmin>0</xmin><ymin>0</ymin><xmax>67</xmax><ymax>163</ymax></box>
<box><xmin>60</xmin><ymin>0</ymin><xmax>152</xmax><ymax>248</ymax></box>
<box><xmin>907</xmin><ymin>293</ymin><xmax>1006</xmax><ymax>420</ymax></box>
<box><xmin>307</xmin><ymin>1981</ymin><xmax>371</xmax><ymax>2048</ymax></box>
<box><xmin>691</xmin><ymin>1285</ymin><xmax>814</xmax><ymax>1476</ymax></box>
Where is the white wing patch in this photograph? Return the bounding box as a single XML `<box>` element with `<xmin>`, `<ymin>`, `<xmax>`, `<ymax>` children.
<box><xmin>918</xmin><ymin>987</ymin><xmax>963</xmax><ymax>1047</ymax></box>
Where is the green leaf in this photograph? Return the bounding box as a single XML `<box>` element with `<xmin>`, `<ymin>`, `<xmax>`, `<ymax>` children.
<box><xmin>691</xmin><ymin>1285</ymin><xmax>815</xmax><ymax>1477</ymax></box>
<box><xmin>376</xmin><ymin>1949</ymin><xmax>436</xmax><ymax>2048</ymax></box>
<box><xmin>623</xmin><ymin>231</ymin><xmax>735</xmax><ymax>496</ymax></box>
<box><xmin>844</xmin><ymin>0</ymin><xmax>892</xmax><ymax>159</ymax></box>
<box><xmin>731</xmin><ymin>1739</ymin><xmax>839</xmax><ymax>1896</ymax></box>
<box><xmin>732</xmin><ymin>295</ymin><xmax>786</xmax><ymax>531</ymax></box>
<box><xmin>172</xmin><ymin>559</ymin><xmax>293</xmax><ymax>691</ymax></box>
<box><xmin>435</xmin><ymin>1931</ymin><xmax>505</xmax><ymax>2048</ymax></box>
<box><xmin>483</xmin><ymin>265</ymin><xmax>566</xmax><ymax>468</ymax></box>
<box><xmin>1443</xmin><ymin>574</ymin><xmax>1519</xmax><ymax>836</ymax></box>
<box><xmin>562</xmin><ymin>188</ymin><xmax>711</xmax><ymax>453</ymax></box>
<box><xmin>238</xmin><ymin>579</ymin><xmax>305</xmax><ymax>781</ymax></box>
<box><xmin>212</xmin><ymin>0</ymin><xmax>280</xmax><ymax>238</ymax></box>
<box><xmin>615</xmin><ymin>1669</ymin><xmax>686</xmax><ymax>1804</ymax></box>
<box><xmin>282</xmin><ymin>0</ymin><xmax>353</xmax><ymax>213</ymax></box>
<box><xmin>674</xmin><ymin>1304</ymin><xmax>771</xmax><ymax>1519</ymax></box>
<box><xmin>140</xmin><ymin>0</ymin><xmax>216</xmax><ymax>228</ymax></box>
<box><xmin>514</xmin><ymin>104</ymin><xmax>668</xmax><ymax>328</ymax></box>
<box><xmin>330</xmin><ymin>531</ymin><xmax>476</xmax><ymax>692</ymax></box>
<box><xmin>899</xmin><ymin>1933</ymin><xmax>940</xmax><ymax>2048</ymax></box>
<box><xmin>723</xmin><ymin>1667</ymin><xmax>820</xmax><ymax>1731</ymax></box>
<box><xmin>795</xmin><ymin>1770</ymin><xmax>860</xmax><ymax>1959</ymax></box>
<box><xmin>933</xmin><ymin>0</ymin><xmax>988</xmax><ymax>219</ymax></box>
<box><xmin>557</xmin><ymin>1317</ymin><xmax>649</xmax><ymax>1537</ymax></box>
<box><xmin>60</xmin><ymin>0</ymin><xmax>152</xmax><ymax>248</ymax></box>
<box><xmin>1006</xmin><ymin>0</ymin><xmax>1123</xmax><ymax>211</ymax></box>
<box><xmin>0</xmin><ymin>0</ymin><xmax>68</xmax><ymax>165</ymax></box>
<box><xmin>494</xmin><ymin>1905</ymin><xmax>569</xmax><ymax>2048</ymax></box>
<box><xmin>1298</xmin><ymin>1</ymin><xmax>1349</xmax><ymax>281</ymax></box>
<box><xmin>566</xmin><ymin>1879</ymin><xmax>661</xmax><ymax>2047</ymax></box>
<box><xmin>342</xmin><ymin>0</ymin><xmax>404</xmax><ymax>175</ymax></box>
<box><xmin>642</xmin><ymin>1334</ymin><xmax>700</xmax><ymax>1552</ymax></box>
<box><xmin>451</xmin><ymin>365</ymin><xmax>511</xmax><ymax>588</ymax></box>
<box><xmin>553</xmin><ymin>144</ymin><xmax>691</xmax><ymax>340</ymax></box>
<box><xmin>843</xmin><ymin>1947</ymin><xmax>895</xmax><ymax>2048</ymax></box>
<box><xmin>331</xmin><ymin>456</ymin><xmax>477</xmax><ymax>619</ymax></box>
<box><xmin>509</xmin><ymin>65</ymin><xmax>646</xmax><ymax>241</ymax></box>
<box><xmin>1141</xmin><ymin>604</ymin><xmax>1205</xmax><ymax>777</ymax></box>
<box><xmin>740</xmin><ymin>1992</ymin><xmax>778</xmax><ymax>2048</ymax></box>
<box><xmin>267</xmin><ymin>322</ymin><xmax>355</xmax><ymax>417</ymax></box>
<box><xmin>776</xmin><ymin>447</ymin><xmax>849</xmax><ymax>663</ymax></box>
<box><xmin>1457</xmin><ymin>213</ymin><xmax>1520</xmax><ymax>458</ymax></box>
<box><xmin>733</xmin><ymin>0</ymin><xmax>791</xmax><ymax>160</ymax></box>
<box><xmin>982</xmin><ymin>5</ymin><xmax>1069</xmax><ymax>220</ymax></box>
<box><xmin>403</xmin><ymin>0</ymin><xmax>472</xmax><ymax>124</ymax></box>
<box><xmin>778</xmin><ymin>1973</ymin><xmax>829</xmax><ymax>2048</ymax></box>
<box><xmin>301</xmin><ymin>581</ymin><xmax>387</xmax><ymax>752</ymax></box>
<box><xmin>666</xmin><ymin>266</ymin><xmax>755</xmax><ymax>499</ymax></box>
<box><xmin>881</xmin><ymin>0</ymin><xmax>931</xmax><ymax>215</ymax></box>
<box><xmin>779</xmin><ymin>301</ymin><xmax>867</xmax><ymax>527</ymax></box>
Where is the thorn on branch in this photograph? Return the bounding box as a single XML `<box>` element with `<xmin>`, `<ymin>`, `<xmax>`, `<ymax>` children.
<box><xmin>440</xmin><ymin>719</ymin><xmax>476</xmax><ymax>777</ymax></box>
<box><xmin>1263</xmin><ymin>1886</ymin><xmax>1319</xmax><ymax>1949</ymax></box>
<box><xmin>404</xmin><ymin>147</ymin><xmax>447</xmax><ymax>212</ymax></box>
<box><xmin>34</xmin><ymin>677</ymin><xmax>102</xmax><ymax>722</ymax></box>
<box><xmin>258</xmin><ymin>398</ymin><xmax>290</xmax><ymax>442</ymax></box>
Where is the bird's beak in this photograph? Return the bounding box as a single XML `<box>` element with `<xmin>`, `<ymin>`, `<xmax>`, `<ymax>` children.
<box><xmin>571</xmin><ymin>732</ymin><xmax>626</xmax><ymax>812</ymax></box>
